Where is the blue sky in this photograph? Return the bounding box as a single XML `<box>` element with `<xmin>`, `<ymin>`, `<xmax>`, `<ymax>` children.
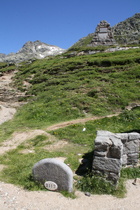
<box><xmin>0</xmin><ymin>0</ymin><xmax>139</xmax><ymax>54</ymax></box>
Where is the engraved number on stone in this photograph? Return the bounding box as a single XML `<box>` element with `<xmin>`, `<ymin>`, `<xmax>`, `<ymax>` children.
<box><xmin>44</xmin><ymin>181</ymin><xmax>58</xmax><ymax>191</ymax></box>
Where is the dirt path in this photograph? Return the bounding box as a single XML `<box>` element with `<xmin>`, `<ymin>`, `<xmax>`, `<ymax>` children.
<box><xmin>0</xmin><ymin>71</ymin><xmax>26</xmax><ymax>125</ymax></box>
<box><xmin>0</xmin><ymin>179</ymin><xmax>140</xmax><ymax>210</ymax></box>
<box><xmin>46</xmin><ymin>113</ymin><xmax>121</xmax><ymax>131</ymax></box>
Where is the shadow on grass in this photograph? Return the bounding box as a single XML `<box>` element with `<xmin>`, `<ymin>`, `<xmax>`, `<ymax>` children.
<box><xmin>124</xmin><ymin>129</ymin><xmax>140</xmax><ymax>133</ymax></box>
<box><xmin>75</xmin><ymin>151</ymin><xmax>94</xmax><ymax>176</ymax></box>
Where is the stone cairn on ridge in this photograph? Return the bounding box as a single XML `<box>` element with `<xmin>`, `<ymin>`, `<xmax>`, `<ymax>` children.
<box><xmin>89</xmin><ymin>20</ymin><xmax>116</xmax><ymax>46</ymax></box>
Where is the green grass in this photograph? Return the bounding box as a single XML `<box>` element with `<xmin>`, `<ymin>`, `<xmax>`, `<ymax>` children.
<box><xmin>76</xmin><ymin>165</ymin><xmax>140</xmax><ymax>198</ymax></box>
<box><xmin>1</xmin><ymin>48</ymin><xmax>137</xmax><ymax>131</ymax></box>
<box><xmin>0</xmin><ymin>47</ymin><xmax>140</xmax><ymax>197</ymax></box>
<box><xmin>0</xmin><ymin>147</ymin><xmax>65</xmax><ymax>190</ymax></box>
<box><xmin>0</xmin><ymin>63</ymin><xmax>16</xmax><ymax>73</ymax></box>
<box><xmin>121</xmin><ymin>167</ymin><xmax>140</xmax><ymax>179</ymax></box>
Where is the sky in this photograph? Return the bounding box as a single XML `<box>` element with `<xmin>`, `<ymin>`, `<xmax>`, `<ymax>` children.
<box><xmin>0</xmin><ymin>0</ymin><xmax>139</xmax><ymax>54</ymax></box>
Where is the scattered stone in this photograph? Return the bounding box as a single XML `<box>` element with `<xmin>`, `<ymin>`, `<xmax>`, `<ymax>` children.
<box><xmin>132</xmin><ymin>178</ymin><xmax>137</xmax><ymax>185</ymax></box>
<box><xmin>32</xmin><ymin>158</ymin><xmax>73</xmax><ymax>192</ymax></box>
<box><xmin>84</xmin><ymin>192</ymin><xmax>91</xmax><ymax>197</ymax></box>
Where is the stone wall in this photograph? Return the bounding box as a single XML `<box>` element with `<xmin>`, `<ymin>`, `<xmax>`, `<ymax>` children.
<box><xmin>92</xmin><ymin>130</ymin><xmax>140</xmax><ymax>184</ymax></box>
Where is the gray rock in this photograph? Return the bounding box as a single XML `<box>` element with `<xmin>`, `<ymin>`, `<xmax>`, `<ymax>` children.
<box><xmin>116</xmin><ymin>133</ymin><xmax>129</xmax><ymax>142</ymax></box>
<box><xmin>32</xmin><ymin>158</ymin><xmax>73</xmax><ymax>192</ymax></box>
<box><xmin>94</xmin><ymin>131</ymin><xmax>113</xmax><ymax>151</ymax></box>
<box><xmin>122</xmin><ymin>154</ymin><xmax>127</xmax><ymax>166</ymax></box>
<box><xmin>126</xmin><ymin>140</ymin><xmax>139</xmax><ymax>153</ymax></box>
<box><xmin>0</xmin><ymin>53</ymin><xmax>6</xmax><ymax>59</ymax></box>
<box><xmin>84</xmin><ymin>192</ymin><xmax>91</xmax><ymax>197</ymax></box>
<box><xmin>109</xmin><ymin>135</ymin><xmax>123</xmax><ymax>159</ymax></box>
<box><xmin>93</xmin><ymin>156</ymin><xmax>122</xmax><ymax>173</ymax></box>
<box><xmin>94</xmin><ymin>151</ymin><xmax>107</xmax><ymax>157</ymax></box>
<box><xmin>108</xmin><ymin>173</ymin><xmax>120</xmax><ymax>184</ymax></box>
<box><xmin>113</xmin><ymin>13</ymin><xmax>140</xmax><ymax>45</ymax></box>
<box><xmin>127</xmin><ymin>153</ymin><xmax>139</xmax><ymax>165</ymax></box>
<box><xmin>128</xmin><ymin>133</ymin><xmax>140</xmax><ymax>141</ymax></box>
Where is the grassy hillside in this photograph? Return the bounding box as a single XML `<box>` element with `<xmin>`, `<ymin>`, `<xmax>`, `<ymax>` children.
<box><xmin>13</xmin><ymin>48</ymin><xmax>140</xmax><ymax>126</ymax></box>
<box><xmin>0</xmin><ymin>47</ymin><xmax>140</xmax><ymax>197</ymax></box>
<box><xmin>0</xmin><ymin>47</ymin><xmax>140</xmax><ymax>139</ymax></box>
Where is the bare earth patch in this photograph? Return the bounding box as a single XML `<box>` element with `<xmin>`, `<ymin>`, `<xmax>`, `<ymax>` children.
<box><xmin>0</xmin><ymin>130</ymin><xmax>48</xmax><ymax>155</ymax></box>
<box><xmin>0</xmin><ymin>105</ymin><xmax>16</xmax><ymax>125</ymax></box>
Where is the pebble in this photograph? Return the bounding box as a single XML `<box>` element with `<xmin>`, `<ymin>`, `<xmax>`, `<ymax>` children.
<box><xmin>84</xmin><ymin>192</ymin><xmax>91</xmax><ymax>197</ymax></box>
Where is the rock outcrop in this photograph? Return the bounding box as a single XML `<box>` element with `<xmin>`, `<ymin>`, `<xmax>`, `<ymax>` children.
<box><xmin>113</xmin><ymin>13</ymin><xmax>140</xmax><ymax>45</ymax></box>
<box><xmin>0</xmin><ymin>40</ymin><xmax>65</xmax><ymax>64</ymax></box>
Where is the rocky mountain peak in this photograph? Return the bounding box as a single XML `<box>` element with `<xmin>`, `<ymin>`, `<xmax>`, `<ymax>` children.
<box><xmin>0</xmin><ymin>40</ymin><xmax>66</xmax><ymax>64</ymax></box>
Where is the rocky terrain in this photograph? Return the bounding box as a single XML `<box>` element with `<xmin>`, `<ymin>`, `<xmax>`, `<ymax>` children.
<box><xmin>113</xmin><ymin>13</ymin><xmax>140</xmax><ymax>45</ymax></box>
<box><xmin>0</xmin><ymin>40</ymin><xmax>65</xmax><ymax>63</ymax></box>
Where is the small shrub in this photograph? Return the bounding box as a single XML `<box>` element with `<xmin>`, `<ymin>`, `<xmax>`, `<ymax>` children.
<box><xmin>87</xmin><ymin>89</ymin><xmax>98</xmax><ymax>98</ymax></box>
<box><xmin>76</xmin><ymin>174</ymin><xmax>126</xmax><ymax>197</ymax></box>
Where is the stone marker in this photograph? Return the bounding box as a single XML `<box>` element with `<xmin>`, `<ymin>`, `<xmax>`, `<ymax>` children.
<box><xmin>32</xmin><ymin>158</ymin><xmax>73</xmax><ymax>192</ymax></box>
